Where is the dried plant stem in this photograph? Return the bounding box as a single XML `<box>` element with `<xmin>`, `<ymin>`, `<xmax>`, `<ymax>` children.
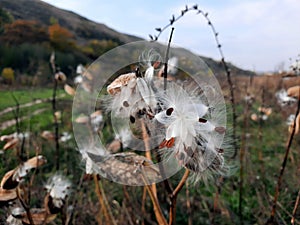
<box><xmin>258</xmin><ymin>88</ymin><xmax>265</xmax><ymax>176</ymax></box>
<box><xmin>150</xmin><ymin>5</ymin><xmax>237</xmax><ymax>157</ymax></box>
<box><xmin>11</xmin><ymin>92</ymin><xmax>26</xmax><ymax>162</ymax></box>
<box><xmin>185</xmin><ymin>181</ymin><xmax>192</xmax><ymax>225</ymax></box>
<box><xmin>16</xmin><ymin>187</ymin><xmax>35</xmax><ymax>225</ymax></box>
<box><xmin>93</xmin><ymin>174</ymin><xmax>114</xmax><ymax>225</ymax></box>
<box><xmin>239</xmin><ymin>84</ymin><xmax>250</xmax><ymax>224</ymax></box>
<box><xmin>141</xmin><ymin>175</ymin><xmax>168</xmax><ymax>225</ymax></box>
<box><xmin>140</xmin><ymin>121</ymin><xmax>168</xmax><ymax>225</ymax></box>
<box><xmin>291</xmin><ymin>188</ymin><xmax>300</xmax><ymax>225</ymax></box>
<box><xmin>65</xmin><ymin>172</ymin><xmax>85</xmax><ymax>225</ymax></box>
<box><xmin>163</xmin><ymin>27</ymin><xmax>174</xmax><ymax>91</ymax></box>
<box><xmin>169</xmin><ymin>169</ymin><xmax>190</xmax><ymax>225</ymax></box>
<box><xmin>267</xmin><ymin>95</ymin><xmax>300</xmax><ymax>224</ymax></box>
<box><xmin>52</xmin><ymin>78</ymin><xmax>60</xmax><ymax>170</ymax></box>
<box><xmin>141</xmin><ymin>187</ymin><xmax>147</xmax><ymax>225</ymax></box>
<box><xmin>141</xmin><ymin>122</ymin><xmax>157</xmax><ymax>197</ymax></box>
<box><xmin>212</xmin><ymin>179</ymin><xmax>222</xmax><ymax>224</ymax></box>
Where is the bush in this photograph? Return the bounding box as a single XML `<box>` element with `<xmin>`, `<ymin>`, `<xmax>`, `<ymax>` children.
<box><xmin>1</xmin><ymin>67</ymin><xmax>14</xmax><ymax>84</ymax></box>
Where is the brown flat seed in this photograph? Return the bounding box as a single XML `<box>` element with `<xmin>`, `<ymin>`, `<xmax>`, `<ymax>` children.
<box><xmin>215</xmin><ymin>126</ymin><xmax>226</xmax><ymax>134</ymax></box>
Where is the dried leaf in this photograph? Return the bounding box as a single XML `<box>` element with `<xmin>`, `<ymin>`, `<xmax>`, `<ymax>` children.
<box><xmin>3</xmin><ymin>138</ymin><xmax>19</xmax><ymax>150</ymax></box>
<box><xmin>64</xmin><ymin>84</ymin><xmax>75</xmax><ymax>96</ymax></box>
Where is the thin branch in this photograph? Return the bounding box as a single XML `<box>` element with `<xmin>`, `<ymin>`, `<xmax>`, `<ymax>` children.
<box><xmin>150</xmin><ymin>5</ymin><xmax>237</xmax><ymax>157</ymax></box>
<box><xmin>185</xmin><ymin>181</ymin><xmax>192</xmax><ymax>225</ymax></box>
<box><xmin>266</xmin><ymin>90</ymin><xmax>300</xmax><ymax>224</ymax></box>
<box><xmin>163</xmin><ymin>27</ymin><xmax>174</xmax><ymax>91</ymax></box>
<box><xmin>239</xmin><ymin>83</ymin><xmax>250</xmax><ymax>225</ymax></box>
<box><xmin>141</xmin><ymin>174</ymin><xmax>168</xmax><ymax>225</ymax></box>
<box><xmin>291</xmin><ymin>188</ymin><xmax>300</xmax><ymax>225</ymax></box>
<box><xmin>168</xmin><ymin>169</ymin><xmax>190</xmax><ymax>225</ymax></box>
<box><xmin>16</xmin><ymin>186</ymin><xmax>35</xmax><ymax>225</ymax></box>
<box><xmin>93</xmin><ymin>174</ymin><xmax>111</xmax><ymax>225</ymax></box>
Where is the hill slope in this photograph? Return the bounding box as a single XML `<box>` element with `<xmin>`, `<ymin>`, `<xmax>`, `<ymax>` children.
<box><xmin>0</xmin><ymin>0</ymin><xmax>141</xmax><ymax>44</ymax></box>
<box><xmin>0</xmin><ymin>0</ymin><xmax>254</xmax><ymax>81</ymax></box>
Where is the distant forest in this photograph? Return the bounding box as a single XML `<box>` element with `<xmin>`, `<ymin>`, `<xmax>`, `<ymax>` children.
<box><xmin>0</xmin><ymin>7</ymin><xmax>119</xmax><ymax>86</ymax></box>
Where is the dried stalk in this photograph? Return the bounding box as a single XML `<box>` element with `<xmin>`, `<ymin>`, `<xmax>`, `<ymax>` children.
<box><xmin>291</xmin><ymin>188</ymin><xmax>300</xmax><ymax>225</ymax></box>
<box><xmin>238</xmin><ymin>83</ymin><xmax>250</xmax><ymax>225</ymax></box>
<box><xmin>93</xmin><ymin>174</ymin><xmax>112</xmax><ymax>225</ymax></box>
<box><xmin>185</xmin><ymin>181</ymin><xmax>192</xmax><ymax>225</ymax></box>
<box><xmin>141</xmin><ymin>174</ymin><xmax>168</xmax><ymax>225</ymax></box>
<box><xmin>168</xmin><ymin>169</ymin><xmax>190</xmax><ymax>225</ymax></box>
<box><xmin>140</xmin><ymin>121</ymin><xmax>167</xmax><ymax>225</ymax></box>
<box><xmin>49</xmin><ymin>53</ymin><xmax>60</xmax><ymax>171</ymax></box>
<box><xmin>150</xmin><ymin>4</ymin><xmax>237</xmax><ymax>157</ymax></box>
<box><xmin>266</xmin><ymin>91</ymin><xmax>300</xmax><ymax>224</ymax></box>
<box><xmin>16</xmin><ymin>186</ymin><xmax>35</xmax><ymax>225</ymax></box>
<box><xmin>141</xmin><ymin>122</ymin><xmax>157</xmax><ymax>197</ymax></box>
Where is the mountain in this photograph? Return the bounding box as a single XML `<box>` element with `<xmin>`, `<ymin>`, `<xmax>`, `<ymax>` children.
<box><xmin>0</xmin><ymin>0</ymin><xmax>255</xmax><ymax>85</ymax></box>
<box><xmin>0</xmin><ymin>0</ymin><xmax>141</xmax><ymax>44</ymax></box>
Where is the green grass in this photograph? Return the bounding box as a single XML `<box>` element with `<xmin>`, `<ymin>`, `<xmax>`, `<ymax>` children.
<box><xmin>0</xmin><ymin>88</ymin><xmax>65</xmax><ymax>111</ymax></box>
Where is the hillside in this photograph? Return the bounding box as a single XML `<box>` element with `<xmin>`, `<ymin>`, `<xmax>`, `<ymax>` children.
<box><xmin>0</xmin><ymin>0</ymin><xmax>255</xmax><ymax>86</ymax></box>
<box><xmin>0</xmin><ymin>0</ymin><xmax>140</xmax><ymax>44</ymax></box>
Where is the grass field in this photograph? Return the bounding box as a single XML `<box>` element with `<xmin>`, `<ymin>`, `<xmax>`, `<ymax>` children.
<box><xmin>1</xmin><ymin>75</ymin><xmax>300</xmax><ymax>225</ymax></box>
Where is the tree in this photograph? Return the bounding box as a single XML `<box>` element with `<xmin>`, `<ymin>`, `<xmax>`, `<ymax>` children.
<box><xmin>1</xmin><ymin>67</ymin><xmax>14</xmax><ymax>84</ymax></box>
<box><xmin>1</xmin><ymin>20</ymin><xmax>48</xmax><ymax>45</ymax></box>
<box><xmin>48</xmin><ymin>24</ymin><xmax>75</xmax><ymax>51</ymax></box>
<box><xmin>0</xmin><ymin>7</ymin><xmax>13</xmax><ymax>34</ymax></box>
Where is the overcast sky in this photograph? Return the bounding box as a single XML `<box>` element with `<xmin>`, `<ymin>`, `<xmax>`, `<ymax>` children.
<box><xmin>41</xmin><ymin>0</ymin><xmax>300</xmax><ymax>72</ymax></box>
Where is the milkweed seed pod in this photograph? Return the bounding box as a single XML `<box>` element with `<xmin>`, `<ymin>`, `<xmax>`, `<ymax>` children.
<box><xmin>54</xmin><ymin>71</ymin><xmax>67</xmax><ymax>82</ymax></box>
<box><xmin>64</xmin><ymin>84</ymin><xmax>75</xmax><ymax>96</ymax></box>
<box><xmin>3</xmin><ymin>138</ymin><xmax>19</xmax><ymax>151</ymax></box>
<box><xmin>288</xmin><ymin>113</ymin><xmax>300</xmax><ymax>134</ymax></box>
<box><xmin>44</xmin><ymin>174</ymin><xmax>71</xmax><ymax>214</ymax></box>
<box><xmin>13</xmin><ymin>155</ymin><xmax>47</xmax><ymax>182</ymax></box>
<box><xmin>154</xmin><ymin>82</ymin><xmax>230</xmax><ymax>182</ymax></box>
<box><xmin>251</xmin><ymin>113</ymin><xmax>258</xmax><ymax>121</ymax></box>
<box><xmin>41</xmin><ymin>130</ymin><xmax>55</xmax><ymax>141</ymax></box>
<box><xmin>9</xmin><ymin>207</ymin><xmax>56</xmax><ymax>225</ymax></box>
<box><xmin>107</xmin><ymin>72</ymin><xmax>136</xmax><ymax>95</ymax></box>
<box><xmin>275</xmin><ymin>89</ymin><xmax>297</xmax><ymax>106</ymax></box>
<box><xmin>88</xmin><ymin>152</ymin><xmax>161</xmax><ymax>185</ymax></box>
<box><xmin>287</xmin><ymin>85</ymin><xmax>300</xmax><ymax>99</ymax></box>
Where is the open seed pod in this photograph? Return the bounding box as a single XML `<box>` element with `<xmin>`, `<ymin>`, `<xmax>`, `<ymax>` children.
<box><xmin>289</xmin><ymin>113</ymin><xmax>300</xmax><ymax>134</ymax></box>
<box><xmin>0</xmin><ymin>188</ymin><xmax>17</xmax><ymax>205</ymax></box>
<box><xmin>64</xmin><ymin>84</ymin><xmax>75</xmax><ymax>96</ymax></box>
<box><xmin>44</xmin><ymin>174</ymin><xmax>71</xmax><ymax>214</ymax></box>
<box><xmin>0</xmin><ymin>134</ymin><xmax>15</xmax><ymax>142</ymax></box>
<box><xmin>54</xmin><ymin>71</ymin><xmax>67</xmax><ymax>82</ymax></box>
<box><xmin>1</xmin><ymin>170</ymin><xmax>18</xmax><ymax>190</ymax></box>
<box><xmin>11</xmin><ymin>207</ymin><xmax>57</xmax><ymax>225</ymax></box>
<box><xmin>3</xmin><ymin>138</ymin><xmax>19</xmax><ymax>151</ymax></box>
<box><xmin>13</xmin><ymin>155</ymin><xmax>47</xmax><ymax>182</ymax></box>
<box><xmin>287</xmin><ymin>85</ymin><xmax>300</xmax><ymax>99</ymax></box>
<box><xmin>75</xmin><ymin>115</ymin><xmax>90</xmax><ymax>124</ymax></box>
<box><xmin>107</xmin><ymin>72</ymin><xmax>136</xmax><ymax>95</ymax></box>
<box><xmin>41</xmin><ymin>131</ymin><xmax>55</xmax><ymax>141</ymax></box>
<box><xmin>88</xmin><ymin>152</ymin><xmax>161</xmax><ymax>185</ymax></box>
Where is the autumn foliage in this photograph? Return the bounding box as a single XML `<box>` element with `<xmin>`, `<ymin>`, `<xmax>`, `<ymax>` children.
<box><xmin>1</xmin><ymin>20</ymin><xmax>48</xmax><ymax>44</ymax></box>
<box><xmin>48</xmin><ymin>23</ymin><xmax>75</xmax><ymax>51</ymax></box>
